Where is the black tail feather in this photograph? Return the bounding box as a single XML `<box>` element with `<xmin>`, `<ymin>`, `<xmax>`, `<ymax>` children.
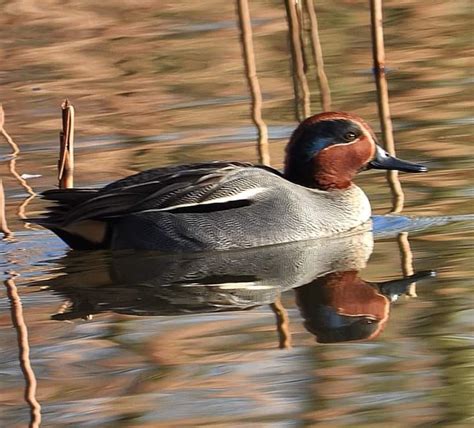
<box><xmin>41</xmin><ymin>188</ymin><xmax>99</xmax><ymax>206</ymax></box>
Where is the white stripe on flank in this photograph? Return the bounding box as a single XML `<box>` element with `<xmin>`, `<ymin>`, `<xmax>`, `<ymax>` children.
<box><xmin>138</xmin><ymin>187</ymin><xmax>266</xmax><ymax>213</ymax></box>
<box><xmin>181</xmin><ymin>282</ymin><xmax>272</xmax><ymax>290</ymax></box>
<box><xmin>217</xmin><ymin>283</ymin><xmax>273</xmax><ymax>290</ymax></box>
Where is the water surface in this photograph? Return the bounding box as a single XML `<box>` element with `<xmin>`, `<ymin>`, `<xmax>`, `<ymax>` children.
<box><xmin>0</xmin><ymin>1</ymin><xmax>472</xmax><ymax>426</ymax></box>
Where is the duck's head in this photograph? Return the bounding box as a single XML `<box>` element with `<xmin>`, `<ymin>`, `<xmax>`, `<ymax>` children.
<box><xmin>284</xmin><ymin>112</ymin><xmax>427</xmax><ymax>190</ymax></box>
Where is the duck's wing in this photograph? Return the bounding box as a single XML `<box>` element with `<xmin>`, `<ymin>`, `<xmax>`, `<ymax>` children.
<box><xmin>39</xmin><ymin>161</ymin><xmax>283</xmax><ymax>226</ymax></box>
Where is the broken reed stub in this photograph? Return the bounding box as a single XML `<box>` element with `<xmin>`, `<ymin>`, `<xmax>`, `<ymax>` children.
<box><xmin>58</xmin><ymin>99</ymin><xmax>75</xmax><ymax>189</ymax></box>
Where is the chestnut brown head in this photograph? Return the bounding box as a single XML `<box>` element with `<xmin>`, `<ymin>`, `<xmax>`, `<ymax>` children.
<box><xmin>284</xmin><ymin>112</ymin><xmax>427</xmax><ymax>190</ymax></box>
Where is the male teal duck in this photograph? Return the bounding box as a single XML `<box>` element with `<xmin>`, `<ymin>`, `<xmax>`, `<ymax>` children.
<box><xmin>34</xmin><ymin>112</ymin><xmax>427</xmax><ymax>251</ymax></box>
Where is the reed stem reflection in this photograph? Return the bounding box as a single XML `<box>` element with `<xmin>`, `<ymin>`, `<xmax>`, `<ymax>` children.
<box><xmin>5</xmin><ymin>272</ymin><xmax>42</xmax><ymax>428</ymax></box>
<box><xmin>0</xmin><ymin>104</ymin><xmax>36</xmax><ymax>227</ymax></box>
<box><xmin>270</xmin><ymin>298</ymin><xmax>292</xmax><ymax>349</ymax></box>
<box><xmin>398</xmin><ymin>232</ymin><xmax>417</xmax><ymax>297</ymax></box>
<box><xmin>0</xmin><ymin>179</ymin><xmax>12</xmax><ymax>238</ymax></box>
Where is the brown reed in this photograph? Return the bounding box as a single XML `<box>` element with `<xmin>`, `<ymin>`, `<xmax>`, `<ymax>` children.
<box><xmin>370</xmin><ymin>0</ymin><xmax>405</xmax><ymax>213</ymax></box>
<box><xmin>285</xmin><ymin>0</ymin><xmax>311</xmax><ymax>120</ymax></box>
<box><xmin>370</xmin><ymin>0</ymin><xmax>416</xmax><ymax>292</ymax></box>
<box><xmin>305</xmin><ymin>0</ymin><xmax>332</xmax><ymax>111</ymax></box>
<box><xmin>236</xmin><ymin>0</ymin><xmax>270</xmax><ymax>165</ymax></box>
<box><xmin>58</xmin><ymin>99</ymin><xmax>75</xmax><ymax>188</ymax></box>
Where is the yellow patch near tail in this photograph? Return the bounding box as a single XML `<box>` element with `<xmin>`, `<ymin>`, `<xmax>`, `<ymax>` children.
<box><xmin>63</xmin><ymin>220</ymin><xmax>107</xmax><ymax>244</ymax></box>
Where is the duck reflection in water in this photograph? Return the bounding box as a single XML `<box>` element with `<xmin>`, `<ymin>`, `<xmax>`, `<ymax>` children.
<box><xmin>295</xmin><ymin>269</ymin><xmax>432</xmax><ymax>343</ymax></box>
<box><xmin>42</xmin><ymin>230</ymin><xmax>434</xmax><ymax>345</ymax></box>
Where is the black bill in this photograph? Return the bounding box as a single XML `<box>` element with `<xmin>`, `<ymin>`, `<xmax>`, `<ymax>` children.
<box><xmin>369</xmin><ymin>145</ymin><xmax>428</xmax><ymax>173</ymax></box>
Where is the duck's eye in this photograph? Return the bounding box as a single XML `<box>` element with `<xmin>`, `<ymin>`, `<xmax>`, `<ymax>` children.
<box><xmin>344</xmin><ymin>132</ymin><xmax>357</xmax><ymax>142</ymax></box>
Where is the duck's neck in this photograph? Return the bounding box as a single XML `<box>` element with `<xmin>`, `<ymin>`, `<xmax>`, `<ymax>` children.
<box><xmin>284</xmin><ymin>160</ymin><xmax>354</xmax><ymax>191</ymax></box>
<box><xmin>283</xmin><ymin>159</ymin><xmax>315</xmax><ymax>188</ymax></box>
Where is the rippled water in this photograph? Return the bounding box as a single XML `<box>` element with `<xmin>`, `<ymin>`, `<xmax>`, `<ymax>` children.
<box><xmin>1</xmin><ymin>1</ymin><xmax>473</xmax><ymax>427</ymax></box>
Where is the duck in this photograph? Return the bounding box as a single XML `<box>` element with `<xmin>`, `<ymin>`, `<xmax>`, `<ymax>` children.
<box><xmin>32</xmin><ymin>112</ymin><xmax>427</xmax><ymax>251</ymax></box>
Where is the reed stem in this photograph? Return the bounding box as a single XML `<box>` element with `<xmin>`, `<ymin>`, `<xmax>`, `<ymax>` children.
<box><xmin>285</xmin><ymin>0</ymin><xmax>311</xmax><ymax>120</ymax></box>
<box><xmin>58</xmin><ymin>99</ymin><xmax>75</xmax><ymax>189</ymax></box>
<box><xmin>370</xmin><ymin>0</ymin><xmax>405</xmax><ymax>213</ymax></box>
<box><xmin>305</xmin><ymin>0</ymin><xmax>331</xmax><ymax>111</ymax></box>
<box><xmin>236</xmin><ymin>0</ymin><xmax>270</xmax><ymax>165</ymax></box>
